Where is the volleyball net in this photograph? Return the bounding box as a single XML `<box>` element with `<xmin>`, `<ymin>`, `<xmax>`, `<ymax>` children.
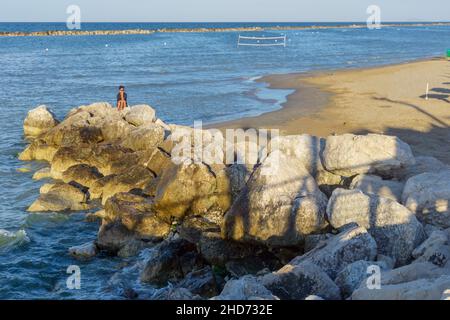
<box><xmin>237</xmin><ymin>34</ymin><xmax>287</xmax><ymax>47</ymax></box>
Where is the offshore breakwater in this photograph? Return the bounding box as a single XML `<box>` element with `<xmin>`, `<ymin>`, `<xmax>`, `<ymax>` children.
<box><xmin>2</xmin><ymin>22</ymin><xmax>450</xmax><ymax>37</ymax></box>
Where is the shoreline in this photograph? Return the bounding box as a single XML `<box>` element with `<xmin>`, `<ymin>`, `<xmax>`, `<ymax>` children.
<box><xmin>2</xmin><ymin>22</ymin><xmax>450</xmax><ymax>37</ymax></box>
<box><xmin>213</xmin><ymin>57</ymin><xmax>450</xmax><ymax>164</ymax></box>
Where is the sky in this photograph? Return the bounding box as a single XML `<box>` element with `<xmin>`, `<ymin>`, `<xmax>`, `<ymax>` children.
<box><xmin>1</xmin><ymin>0</ymin><xmax>450</xmax><ymax>22</ymax></box>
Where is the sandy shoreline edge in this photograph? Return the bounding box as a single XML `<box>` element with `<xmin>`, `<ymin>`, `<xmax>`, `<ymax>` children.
<box><xmin>213</xmin><ymin>57</ymin><xmax>450</xmax><ymax>164</ymax></box>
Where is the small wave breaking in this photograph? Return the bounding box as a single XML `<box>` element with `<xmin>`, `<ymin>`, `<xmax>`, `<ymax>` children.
<box><xmin>0</xmin><ymin>229</ymin><xmax>30</xmax><ymax>252</ymax></box>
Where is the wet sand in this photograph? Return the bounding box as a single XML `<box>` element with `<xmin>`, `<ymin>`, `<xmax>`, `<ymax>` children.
<box><xmin>214</xmin><ymin>57</ymin><xmax>450</xmax><ymax>164</ymax></box>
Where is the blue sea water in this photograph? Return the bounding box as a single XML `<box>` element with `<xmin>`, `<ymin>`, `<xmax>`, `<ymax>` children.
<box><xmin>0</xmin><ymin>22</ymin><xmax>449</xmax><ymax>299</ymax></box>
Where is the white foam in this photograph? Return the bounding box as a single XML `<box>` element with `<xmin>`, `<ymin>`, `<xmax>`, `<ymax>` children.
<box><xmin>0</xmin><ymin>229</ymin><xmax>30</xmax><ymax>251</ymax></box>
<box><xmin>246</xmin><ymin>75</ymin><xmax>262</xmax><ymax>82</ymax></box>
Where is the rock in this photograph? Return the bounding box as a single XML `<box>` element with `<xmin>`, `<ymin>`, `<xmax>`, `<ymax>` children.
<box><xmin>85</xmin><ymin>209</ymin><xmax>106</xmax><ymax>222</ymax></box>
<box><xmin>177</xmin><ymin>215</ymin><xmax>220</xmax><ymax>243</ymax></box>
<box><xmin>413</xmin><ymin>230</ymin><xmax>448</xmax><ymax>260</ymax></box>
<box><xmin>224</xmin><ymin>138</ymin><xmax>261</xmax><ymax>167</ymax></box>
<box><xmin>27</xmin><ymin>182</ymin><xmax>91</xmax><ymax>212</ymax></box>
<box><xmin>397</xmin><ymin>156</ymin><xmax>450</xmax><ymax>181</ymax></box>
<box><xmin>122</xmin><ymin>287</ymin><xmax>139</xmax><ymax>300</ymax></box>
<box><xmin>327</xmin><ymin>189</ymin><xmax>425</xmax><ymax>266</ymax></box>
<box><xmin>321</xmin><ymin>134</ymin><xmax>415</xmax><ymax>177</ymax></box>
<box><xmin>304</xmin><ymin>295</ymin><xmax>324</xmax><ymax>300</ymax></box>
<box><xmin>50</xmin><ymin>143</ymin><xmax>144</xmax><ymax>180</ymax></box>
<box><xmin>402</xmin><ymin>169</ymin><xmax>450</xmax><ymax>228</ymax></box>
<box><xmin>101</xmin><ymin>165</ymin><xmax>155</xmax><ymax>204</ymax></box>
<box><xmin>377</xmin><ymin>254</ymin><xmax>396</xmax><ymax>270</ymax></box>
<box><xmin>19</xmin><ymin>140</ymin><xmax>58</xmax><ymax>162</ymax></box>
<box><xmin>198</xmin><ymin>232</ymin><xmax>277</xmax><ymax>268</ymax></box>
<box><xmin>265</xmin><ymin>134</ymin><xmax>325</xmax><ymax>176</ymax></box>
<box><xmin>350</xmin><ymin>261</ymin><xmax>450</xmax><ymax>299</ymax></box>
<box><xmin>40</xmin><ymin>183</ymin><xmax>56</xmax><ymax>194</ymax></box>
<box><xmin>290</xmin><ymin>226</ymin><xmax>378</xmax><ymax>280</ymax></box>
<box><xmin>424</xmin><ymin>224</ymin><xmax>443</xmax><ymax>237</ymax></box>
<box><xmin>225</xmin><ymin>164</ymin><xmax>253</xmax><ymax>201</ymax></box>
<box><xmin>352</xmin><ymin>275</ymin><xmax>450</xmax><ymax>300</ymax></box>
<box><xmin>411</xmin><ymin>231</ymin><xmax>450</xmax><ymax>267</ymax></box>
<box><xmin>99</xmin><ymin>118</ymin><xmax>134</xmax><ymax>142</ymax></box>
<box><xmin>261</xmin><ymin>261</ymin><xmax>341</xmax><ymax>300</ymax></box>
<box><xmin>140</xmin><ymin>238</ymin><xmax>204</xmax><ymax>286</ymax></box>
<box><xmin>225</xmin><ymin>256</ymin><xmax>281</xmax><ymax>278</ymax></box>
<box><xmin>167</xmin><ymin>126</ymin><xmax>226</xmax><ymax>165</ymax></box>
<box><xmin>143</xmin><ymin>147</ymin><xmax>172</xmax><ymax>177</ymax></box>
<box><xmin>304</xmin><ymin>234</ymin><xmax>333</xmax><ymax>252</ymax></box>
<box><xmin>212</xmin><ymin>275</ymin><xmax>279</xmax><ymax>300</ymax></box>
<box><xmin>61</xmin><ymin>164</ymin><xmax>104</xmax><ymax>194</ymax></box>
<box><xmin>23</xmin><ymin>105</ymin><xmax>58</xmax><ymax>137</ymax></box>
<box><xmin>96</xmin><ymin>221</ymin><xmax>136</xmax><ymax>254</ymax></box>
<box><xmin>175</xmin><ymin>266</ymin><xmax>218</xmax><ymax>298</ymax></box>
<box><xmin>103</xmin><ymin>192</ymin><xmax>171</xmax><ymax>241</ymax></box>
<box><xmin>44</xmin><ymin>120</ymin><xmax>103</xmax><ymax>146</ymax></box>
<box><xmin>67</xmin><ymin>102</ymin><xmax>114</xmax><ymax>118</ymax></box>
<box><xmin>378</xmin><ymin>262</ymin><xmax>450</xmax><ymax>285</ymax></box>
<box><xmin>350</xmin><ymin>174</ymin><xmax>404</xmax><ymax>202</ymax></box>
<box><xmin>32</xmin><ymin>167</ymin><xmax>51</xmax><ymax>180</ymax></box>
<box><xmin>223</xmin><ymin>150</ymin><xmax>328</xmax><ymax>247</ymax></box>
<box><xmin>151</xmin><ymin>287</ymin><xmax>201</xmax><ymax>300</ymax></box>
<box><xmin>120</xmin><ymin>124</ymin><xmax>165</xmax><ymax>151</ymax></box>
<box><xmin>315</xmin><ymin>169</ymin><xmax>347</xmax><ymax>197</ymax></box>
<box><xmin>334</xmin><ymin>260</ymin><xmax>390</xmax><ymax>298</ymax></box>
<box><xmin>155</xmin><ymin>118</ymin><xmax>171</xmax><ymax>131</ymax></box>
<box><xmin>68</xmin><ymin>242</ymin><xmax>98</xmax><ymax>259</ymax></box>
<box><xmin>34</xmin><ymin>103</ymin><xmax>119</xmax><ymax>147</ymax></box>
<box><xmin>124</xmin><ymin>104</ymin><xmax>156</xmax><ymax>126</ymax></box>
<box><xmin>117</xmin><ymin>240</ymin><xmax>146</xmax><ymax>258</ymax></box>
<box><xmin>153</xmin><ymin>158</ymin><xmax>230</xmax><ymax>222</ymax></box>
<box><xmin>94</xmin><ymin>145</ymin><xmax>145</xmax><ymax>175</ymax></box>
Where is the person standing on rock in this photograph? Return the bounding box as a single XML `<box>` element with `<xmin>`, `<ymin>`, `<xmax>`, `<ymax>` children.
<box><xmin>116</xmin><ymin>85</ymin><xmax>128</xmax><ymax>111</ymax></box>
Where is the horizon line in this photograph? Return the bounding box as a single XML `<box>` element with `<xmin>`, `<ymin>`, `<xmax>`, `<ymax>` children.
<box><xmin>2</xmin><ymin>20</ymin><xmax>450</xmax><ymax>24</ymax></box>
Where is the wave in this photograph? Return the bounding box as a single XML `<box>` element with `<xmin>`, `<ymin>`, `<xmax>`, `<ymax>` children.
<box><xmin>245</xmin><ymin>75</ymin><xmax>263</xmax><ymax>83</ymax></box>
<box><xmin>0</xmin><ymin>229</ymin><xmax>30</xmax><ymax>252</ymax></box>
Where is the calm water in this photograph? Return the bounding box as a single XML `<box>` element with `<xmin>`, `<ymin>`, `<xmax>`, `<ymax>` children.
<box><xmin>0</xmin><ymin>22</ymin><xmax>449</xmax><ymax>299</ymax></box>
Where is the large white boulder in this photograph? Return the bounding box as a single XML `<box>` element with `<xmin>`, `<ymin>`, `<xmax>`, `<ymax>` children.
<box><xmin>352</xmin><ymin>261</ymin><xmax>450</xmax><ymax>300</ymax></box>
<box><xmin>124</xmin><ymin>104</ymin><xmax>156</xmax><ymax>126</ymax></box>
<box><xmin>397</xmin><ymin>156</ymin><xmax>449</xmax><ymax>181</ymax></box>
<box><xmin>222</xmin><ymin>150</ymin><xmax>328</xmax><ymax>247</ymax></box>
<box><xmin>23</xmin><ymin>105</ymin><xmax>58</xmax><ymax>137</ymax></box>
<box><xmin>211</xmin><ymin>275</ymin><xmax>278</xmax><ymax>300</ymax></box>
<box><xmin>261</xmin><ymin>261</ymin><xmax>341</xmax><ymax>300</ymax></box>
<box><xmin>120</xmin><ymin>123</ymin><xmax>165</xmax><ymax>151</ymax></box>
<box><xmin>289</xmin><ymin>226</ymin><xmax>378</xmax><ymax>280</ymax></box>
<box><xmin>327</xmin><ymin>189</ymin><xmax>425</xmax><ymax>266</ymax></box>
<box><xmin>321</xmin><ymin>134</ymin><xmax>415</xmax><ymax>177</ymax></box>
<box><xmin>402</xmin><ymin>169</ymin><xmax>450</xmax><ymax>228</ymax></box>
<box><xmin>263</xmin><ymin>134</ymin><xmax>325</xmax><ymax>176</ymax></box>
<box><xmin>350</xmin><ymin>174</ymin><xmax>404</xmax><ymax>202</ymax></box>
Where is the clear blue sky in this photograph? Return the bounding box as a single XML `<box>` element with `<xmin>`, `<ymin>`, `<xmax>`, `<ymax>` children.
<box><xmin>1</xmin><ymin>0</ymin><xmax>450</xmax><ymax>22</ymax></box>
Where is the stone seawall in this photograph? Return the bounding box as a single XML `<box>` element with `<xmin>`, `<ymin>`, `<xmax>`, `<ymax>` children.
<box><xmin>3</xmin><ymin>22</ymin><xmax>450</xmax><ymax>37</ymax></box>
<box><xmin>18</xmin><ymin>102</ymin><xmax>450</xmax><ymax>300</ymax></box>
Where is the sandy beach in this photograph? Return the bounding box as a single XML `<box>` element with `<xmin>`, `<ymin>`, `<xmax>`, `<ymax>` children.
<box><xmin>215</xmin><ymin>58</ymin><xmax>450</xmax><ymax>164</ymax></box>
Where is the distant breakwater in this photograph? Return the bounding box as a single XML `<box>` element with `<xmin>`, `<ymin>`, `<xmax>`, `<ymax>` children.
<box><xmin>2</xmin><ymin>22</ymin><xmax>450</xmax><ymax>37</ymax></box>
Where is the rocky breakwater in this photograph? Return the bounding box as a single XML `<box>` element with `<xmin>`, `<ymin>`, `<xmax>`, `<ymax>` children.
<box><xmin>0</xmin><ymin>29</ymin><xmax>155</xmax><ymax>37</ymax></box>
<box><xmin>20</xmin><ymin>103</ymin><xmax>450</xmax><ymax>300</ymax></box>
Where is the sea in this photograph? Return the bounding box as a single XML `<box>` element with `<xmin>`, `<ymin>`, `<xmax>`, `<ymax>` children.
<box><xmin>0</xmin><ymin>22</ymin><xmax>449</xmax><ymax>299</ymax></box>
